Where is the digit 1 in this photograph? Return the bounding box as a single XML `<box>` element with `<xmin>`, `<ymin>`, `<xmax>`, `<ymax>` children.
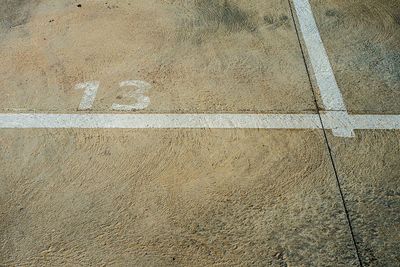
<box><xmin>75</xmin><ymin>81</ymin><xmax>100</xmax><ymax>110</ymax></box>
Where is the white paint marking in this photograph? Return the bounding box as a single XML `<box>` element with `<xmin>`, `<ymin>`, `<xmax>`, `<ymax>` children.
<box><xmin>293</xmin><ymin>0</ymin><xmax>346</xmax><ymax>111</ymax></box>
<box><xmin>322</xmin><ymin>114</ymin><xmax>400</xmax><ymax>131</ymax></box>
<box><xmin>293</xmin><ymin>0</ymin><xmax>358</xmax><ymax>137</ymax></box>
<box><xmin>0</xmin><ymin>2</ymin><xmax>398</xmax><ymax>137</ymax></box>
<box><xmin>0</xmin><ymin>114</ymin><xmax>399</xmax><ymax>133</ymax></box>
<box><xmin>112</xmin><ymin>80</ymin><xmax>151</xmax><ymax>111</ymax></box>
<box><xmin>0</xmin><ymin>114</ymin><xmax>322</xmax><ymax>129</ymax></box>
<box><xmin>321</xmin><ymin>111</ymin><xmax>355</xmax><ymax>137</ymax></box>
<box><xmin>75</xmin><ymin>81</ymin><xmax>100</xmax><ymax>110</ymax></box>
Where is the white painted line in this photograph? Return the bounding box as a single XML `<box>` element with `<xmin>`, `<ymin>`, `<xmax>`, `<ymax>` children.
<box><xmin>293</xmin><ymin>0</ymin><xmax>357</xmax><ymax>137</ymax></box>
<box><xmin>320</xmin><ymin>112</ymin><xmax>400</xmax><ymax>137</ymax></box>
<box><xmin>352</xmin><ymin>115</ymin><xmax>400</xmax><ymax>129</ymax></box>
<box><xmin>0</xmin><ymin>113</ymin><xmax>322</xmax><ymax>129</ymax></box>
<box><xmin>292</xmin><ymin>0</ymin><xmax>346</xmax><ymax>111</ymax></box>
<box><xmin>0</xmin><ymin>114</ymin><xmax>399</xmax><ymax>133</ymax></box>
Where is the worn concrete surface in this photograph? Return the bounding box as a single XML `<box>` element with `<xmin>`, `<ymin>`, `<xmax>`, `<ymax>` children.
<box><xmin>0</xmin><ymin>0</ymin><xmax>316</xmax><ymax>113</ymax></box>
<box><xmin>305</xmin><ymin>1</ymin><xmax>400</xmax><ymax>265</ymax></box>
<box><xmin>0</xmin><ymin>0</ymin><xmax>399</xmax><ymax>266</ymax></box>
<box><xmin>326</xmin><ymin>131</ymin><xmax>400</xmax><ymax>266</ymax></box>
<box><xmin>0</xmin><ymin>129</ymin><xmax>359</xmax><ymax>266</ymax></box>
<box><xmin>309</xmin><ymin>0</ymin><xmax>400</xmax><ymax>114</ymax></box>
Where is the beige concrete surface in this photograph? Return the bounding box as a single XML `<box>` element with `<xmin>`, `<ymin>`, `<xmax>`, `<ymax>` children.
<box><xmin>306</xmin><ymin>1</ymin><xmax>400</xmax><ymax>265</ymax></box>
<box><xmin>1</xmin><ymin>0</ymin><xmax>399</xmax><ymax>266</ymax></box>
<box><xmin>326</xmin><ymin>131</ymin><xmax>400</xmax><ymax>266</ymax></box>
<box><xmin>0</xmin><ymin>0</ymin><xmax>316</xmax><ymax>113</ymax></box>
<box><xmin>309</xmin><ymin>0</ymin><xmax>400</xmax><ymax>113</ymax></box>
<box><xmin>0</xmin><ymin>129</ymin><xmax>359</xmax><ymax>266</ymax></box>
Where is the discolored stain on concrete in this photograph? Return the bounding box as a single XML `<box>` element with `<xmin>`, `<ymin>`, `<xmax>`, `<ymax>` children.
<box><xmin>176</xmin><ymin>0</ymin><xmax>257</xmax><ymax>45</ymax></box>
<box><xmin>0</xmin><ymin>0</ymin><xmax>38</xmax><ymax>29</ymax></box>
<box><xmin>394</xmin><ymin>13</ymin><xmax>400</xmax><ymax>26</ymax></box>
<box><xmin>194</xmin><ymin>0</ymin><xmax>256</xmax><ymax>33</ymax></box>
<box><xmin>352</xmin><ymin>41</ymin><xmax>400</xmax><ymax>86</ymax></box>
<box><xmin>325</xmin><ymin>9</ymin><xmax>341</xmax><ymax>18</ymax></box>
<box><xmin>263</xmin><ymin>14</ymin><xmax>290</xmax><ymax>29</ymax></box>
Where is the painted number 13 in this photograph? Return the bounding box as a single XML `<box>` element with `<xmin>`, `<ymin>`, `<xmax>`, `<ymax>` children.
<box><xmin>75</xmin><ymin>80</ymin><xmax>152</xmax><ymax>111</ymax></box>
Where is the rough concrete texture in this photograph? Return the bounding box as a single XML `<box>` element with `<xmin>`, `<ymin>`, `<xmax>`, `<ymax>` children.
<box><xmin>0</xmin><ymin>0</ymin><xmax>316</xmax><ymax>113</ymax></box>
<box><xmin>326</xmin><ymin>131</ymin><xmax>400</xmax><ymax>266</ymax></box>
<box><xmin>309</xmin><ymin>0</ymin><xmax>400</xmax><ymax>113</ymax></box>
<box><xmin>0</xmin><ymin>0</ymin><xmax>399</xmax><ymax>266</ymax></box>
<box><xmin>0</xmin><ymin>129</ymin><xmax>359</xmax><ymax>266</ymax></box>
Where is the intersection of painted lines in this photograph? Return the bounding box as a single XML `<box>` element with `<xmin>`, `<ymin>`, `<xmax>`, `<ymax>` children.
<box><xmin>1</xmin><ymin>0</ymin><xmax>398</xmax><ymax>266</ymax></box>
<box><xmin>0</xmin><ymin>0</ymin><xmax>398</xmax><ymax>138</ymax></box>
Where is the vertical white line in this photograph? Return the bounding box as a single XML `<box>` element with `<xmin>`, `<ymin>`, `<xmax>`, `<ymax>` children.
<box><xmin>292</xmin><ymin>0</ymin><xmax>346</xmax><ymax>110</ymax></box>
<box><xmin>292</xmin><ymin>0</ymin><xmax>354</xmax><ymax>137</ymax></box>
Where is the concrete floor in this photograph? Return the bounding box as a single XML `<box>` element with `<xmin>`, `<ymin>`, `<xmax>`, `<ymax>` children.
<box><xmin>0</xmin><ymin>0</ymin><xmax>399</xmax><ymax>266</ymax></box>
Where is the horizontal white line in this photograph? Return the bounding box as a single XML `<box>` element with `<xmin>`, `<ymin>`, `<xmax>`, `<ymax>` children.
<box><xmin>0</xmin><ymin>113</ymin><xmax>322</xmax><ymax>129</ymax></box>
<box><xmin>318</xmin><ymin>112</ymin><xmax>400</xmax><ymax>137</ymax></box>
<box><xmin>0</xmin><ymin>114</ymin><xmax>399</xmax><ymax>133</ymax></box>
<box><xmin>354</xmin><ymin>115</ymin><xmax>400</xmax><ymax>129</ymax></box>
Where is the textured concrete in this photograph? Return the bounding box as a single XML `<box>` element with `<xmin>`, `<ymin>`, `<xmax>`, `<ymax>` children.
<box><xmin>307</xmin><ymin>1</ymin><xmax>400</xmax><ymax>265</ymax></box>
<box><xmin>0</xmin><ymin>129</ymin><xmax>359</xmax><ymax>266</ymax></box>
<box><xmin>0</xmin><ymin>0</ymin><xmax>316</xmax><ymax>113</ymax></box>
<box><xmin>308</xmin><ymin>0</ymin><xmax>400</xmax><ymax>113</ymax></box>
<box><xmin>326</xmin><ymin>131</ymin><xmax>400</xmax><ymax>266</ymax></box>
<box><xmin>1</xmin><ymin>0</ymin><xmax>399</xmax><ymax>266</ymax></box>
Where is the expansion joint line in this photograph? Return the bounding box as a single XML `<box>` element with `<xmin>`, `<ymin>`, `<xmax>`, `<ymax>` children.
<box><xmin>288</xmin><ymin>0</ymin><xmax>363</xmax><ymax>265</ymax></box>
